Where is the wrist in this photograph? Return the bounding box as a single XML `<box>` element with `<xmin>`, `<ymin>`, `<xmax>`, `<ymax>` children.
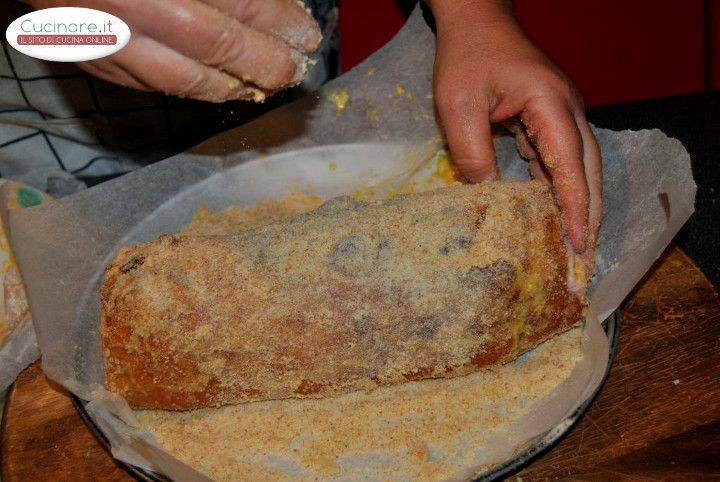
<box><xmin>429</xmin><ymin>0</ymin><xmax>536</xmax><ymax>62</ymax></box>
<box><xmin>428</xmin><ymin>0</ymin><xmax>516</xmax><ymax>30</ymax></box>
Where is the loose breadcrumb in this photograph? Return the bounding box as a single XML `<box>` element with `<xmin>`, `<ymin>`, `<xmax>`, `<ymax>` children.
<box><xmin>138</xmin><ymin>327</ymin><xmax>582</xmax><ymax>481</ymax></box>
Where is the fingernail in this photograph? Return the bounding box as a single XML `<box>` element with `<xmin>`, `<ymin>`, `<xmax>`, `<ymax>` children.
<box><xmin>303</xmin><ymin>26</ymin><xmax>322</xmax><ymax>52</ymax></box>
<box><xmin>571</xmin><ymin>229</ymin><xmax>586</xmax><ymax>254</ymax></box>
<box><xmin>289</xmin><ymin>49</ymin><xmax>308</xmax><ymax>85</ymax></box>
<box><xmin>455</xmin><ymin>159</ymin><xmax>499</xmax><ymax>182</ymax></box>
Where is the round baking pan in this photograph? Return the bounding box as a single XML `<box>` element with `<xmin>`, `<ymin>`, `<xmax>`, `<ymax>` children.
<box><xmin>73</xmin><ymin>311</ymin><xmax>619</xmax><ymax>482</ymax></box>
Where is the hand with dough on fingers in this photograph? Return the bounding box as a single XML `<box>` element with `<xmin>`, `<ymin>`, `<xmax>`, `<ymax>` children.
<box><xmin>30</xmin><ymin>0</ymin><xmax>322</xmax><ymax>102</ymax></box>
<box><xmin>428</xmin><ymin>0</ymin><xmax>602</xmax><ymax>283</ymax></box>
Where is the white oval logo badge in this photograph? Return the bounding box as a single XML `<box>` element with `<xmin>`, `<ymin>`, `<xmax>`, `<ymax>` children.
<box><xmin>5</xmin><ymin>7</ymin><xmax>130</xmax><ymax>62</ymax></box>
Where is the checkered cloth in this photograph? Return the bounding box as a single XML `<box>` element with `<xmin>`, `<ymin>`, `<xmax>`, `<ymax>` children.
<box><xmin>0</xmin><ymin>0</ymin><xmax>338</xmax><ymax>195</ymax></box>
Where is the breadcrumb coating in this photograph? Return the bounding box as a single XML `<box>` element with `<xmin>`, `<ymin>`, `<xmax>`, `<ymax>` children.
<box><xmin>102</xmin><ymin>181</ymin><xmax>583</xmax><ymax>410</ymax></box>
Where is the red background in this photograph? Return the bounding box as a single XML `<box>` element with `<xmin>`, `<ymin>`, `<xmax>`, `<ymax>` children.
<box><xmin>339</xmin><ymin>0</ymin><xmax>712</xmax><ymax>107</ymax></box>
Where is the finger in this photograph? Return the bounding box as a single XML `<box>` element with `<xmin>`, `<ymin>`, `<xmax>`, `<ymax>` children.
<box><xmin>77</xmin><ymin>58</ymin><xmax>150</xmax><ymax>92</ymax></box>
<box><xmin>502</xmin><ymin>119</ymin><xmax>551</xmax><ymax>183</ymax></box>
<box><xmin>97</xmin><ymin>36</ymin><xmax>256</xmax><ymax>102</ymax></box>
<box><xmin>436</xmin><ymin>93</ymin><xmax>498</xmax><ymax>182</ymax></box>
<box><xmin>201</xmin><ymin>0</ymin><xmax>322</xmax><ymax>52</ymax></box>
<box><xmin>103</xmin><ymin>0</ymin><xmax>301</xmax><ymax>91</ymax></box>
<box><xmin>528</xmin><ymin>158</ymin><xmax>551</xmax><ymax>184</ymax></box>
<box><xmin>501</xmin><ymin>119</ymin><xmax>538</xmax><ymax>162</ymax></box>
<box><xmin>521</xmin><ymin>97</ymin><xmax>589</xmax><ymax>253</ymax></box>
<box><xmin>574</xmin><ymin>112</ymin><xmax>603</xmax><ymax>271</ymax></box>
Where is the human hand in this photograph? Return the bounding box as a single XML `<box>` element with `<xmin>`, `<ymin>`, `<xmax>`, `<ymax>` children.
<box><xmin>30</xmin><ymin>0</ymin><xmax>322</xmax><ymax>102</ymax></box>
<box><xmin>429</xmin><ymin>0</ymin><xmax>602</xmax><ymax>273</ymax></box>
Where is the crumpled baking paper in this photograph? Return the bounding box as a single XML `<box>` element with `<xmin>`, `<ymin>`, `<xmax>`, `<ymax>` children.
<box><xmin>0</xmin><ymin>181</ymin><xmax>51</xmax><ymax>393</ymax></box>
<box><xmin>6</xmin><ymin>5</ymin><xmax>695</xmax><ymax>481</ymax></box>
<box><xmin>0</xmin><ymin>316</ymin><xmax>37</xmax><ymax>392</ymax></box>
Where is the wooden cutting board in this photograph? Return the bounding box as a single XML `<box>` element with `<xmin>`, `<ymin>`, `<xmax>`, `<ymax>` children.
<box><xmin>1</xmin><ymin>245</ymin><xmax>719</xmax><ymax>481</ymax></box>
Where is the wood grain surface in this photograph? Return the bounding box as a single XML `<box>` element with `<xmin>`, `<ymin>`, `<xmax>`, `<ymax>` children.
<box><xmin>0</xmin><ymin>362</ymin><xmax>131</xmax><ymax>481</ymax></box>
<box><xmin>1</xmin><ymin>245</ymin><xmax>719</xmax><ymax>481</ymax></box>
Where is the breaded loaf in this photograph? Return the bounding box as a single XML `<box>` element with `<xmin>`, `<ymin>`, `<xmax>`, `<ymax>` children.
<box><xmin>102</xmin><ymin>181</ymin><xmax>583</xmax><ymax>410</ymax></box>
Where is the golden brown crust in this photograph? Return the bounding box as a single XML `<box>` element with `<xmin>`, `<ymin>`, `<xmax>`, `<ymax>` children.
<box><xmin>102</xmin><ymin>181</ymin><xmax>583</xmax><ymax>410</ymax></box>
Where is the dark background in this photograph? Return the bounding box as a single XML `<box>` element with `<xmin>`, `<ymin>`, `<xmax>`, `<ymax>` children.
<box><xmin>340</xmin><ymin>0</ymin><xmax>715</xmax><ymax>107</ymax></box>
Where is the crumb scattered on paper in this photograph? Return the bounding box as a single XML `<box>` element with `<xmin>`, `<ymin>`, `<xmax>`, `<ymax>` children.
<box><xmin>394</xmin><ymin>84</ymin><xmax>414</xmax><ymax>100</ymax></box>
<box><xmin>434</xmin><ymin>150</ymin><xmax>462</xmax><ymax>184</ymax></box>
<box><xmin>366</xmin><ymin>107</ymin><xmax>380</xmax><ymax>122</ymax></box>
<box><xmin>351</xmin><ymin>149</ymin><xmax>462</xmax><ymax>201</ymax></box>
<box><xmin>326</xmin><ymin>87</ymin><xmax>349</xmax><ymax>113</ymax></box>
<box><xmin>180</xmin><ymin>193</ymin><xmax>324</xmax><ymax>236</ymax></box>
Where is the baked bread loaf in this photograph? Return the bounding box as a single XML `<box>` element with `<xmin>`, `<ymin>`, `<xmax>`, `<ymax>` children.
<box><xmin>102</xmin><ymin>181</ymin><xmax>584</xmax><ymax>410</ymax></box>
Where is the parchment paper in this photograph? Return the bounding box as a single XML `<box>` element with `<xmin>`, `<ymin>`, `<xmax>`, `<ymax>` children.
<box><xmin>0</xmin><ymin>317</ymin><xmax>37</xmax><ymax>392</ymax></box>
<box><xmin>0</xmin><ymin>181</ymin><xmax>47</xmax><ymax>393</ymax></box>
<box><xmin>7</xmin><ymin>6</ymin><xmax>695</xmax><ymax>481</ymax></box>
